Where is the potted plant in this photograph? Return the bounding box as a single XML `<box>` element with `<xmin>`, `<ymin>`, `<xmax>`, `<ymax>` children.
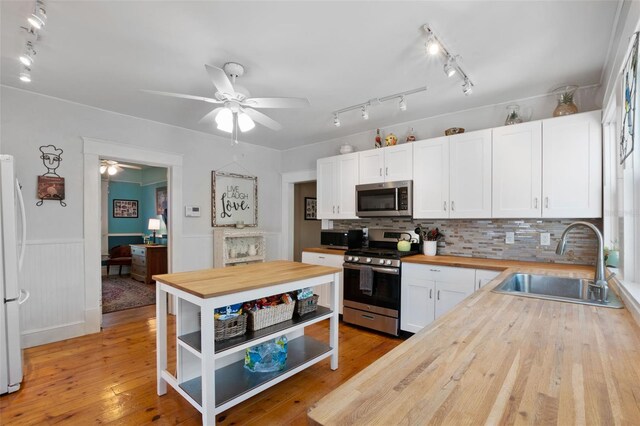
<box><xmin>422</xmin><ymin>228</ymin><xmax>444</xmax><ymax>256</ymax></box>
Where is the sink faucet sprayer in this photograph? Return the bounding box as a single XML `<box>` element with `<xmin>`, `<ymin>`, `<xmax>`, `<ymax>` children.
<box><xmin>555</xmin><ymin>221</ymin><xmax>612</xmax><ymax>303</ymax></box>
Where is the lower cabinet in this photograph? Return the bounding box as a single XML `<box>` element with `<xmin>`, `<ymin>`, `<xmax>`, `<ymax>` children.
<box><xmin>301</xmin><ymin>251</ymin><xmax>344</xmax><ymax>314</ymax></box>
<box><xmin>475</xmin><ymin>269</ymin><xmax>501</xmax><ymax>290</ymax></box>
<box><xmin>401</xmin><ymin>263</ymin><xmax>482</xmax><ymax>333</ymax></box>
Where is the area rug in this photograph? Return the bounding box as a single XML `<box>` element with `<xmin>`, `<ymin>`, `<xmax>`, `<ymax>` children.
<box><xmin>102</xmin><ymin>275</ymin><xmax>155</xmax><ymax>314</ymax></box>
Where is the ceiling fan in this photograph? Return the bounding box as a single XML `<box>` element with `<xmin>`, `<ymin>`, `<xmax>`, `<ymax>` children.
<box><xmin>143</xmin><ymin>62</ymin><xmax>310</xmax><ymax>142</ymax></box>
<box><xmin>100</xmin><ymin>159</ymin><xmax>141</xmax><ymax>176</ymax></box>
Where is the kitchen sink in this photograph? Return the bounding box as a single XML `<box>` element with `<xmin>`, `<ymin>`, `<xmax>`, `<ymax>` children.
<box><xmin>493</xmin><ymin>273</ymin><xmax>624</xmax><ymax>308</ymax></box>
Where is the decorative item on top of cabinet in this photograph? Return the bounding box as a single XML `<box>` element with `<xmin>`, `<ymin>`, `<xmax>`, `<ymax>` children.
<box><xmin>339</xmin><ymin>144</ymin><xmax>354</xmax><ymax>154</ymax></box>
<box><xmin>375</xmin><ymin>129</ymin><xmax>383</xmax><ymax>148</ymax></box>
<box><xmin>444</xmin><ymin>127</ymin><xmax>465</xmax><ymax>136</ymax></box>
<box><xmin>385</xmin><ymin>133</ymin><xmax>398</xmax><ymax>146</ymax></box>
<box><xmin>505</xmin><ymin>104</ymin><xmax>523</xmax><ymax>125</ymax></box>
<box><xmin>213</xmin><ymin>228</ymin><xmax>265</xmax><ymax>268</ymax></box>
<box><xmin>552</xmin><ymin>85</ymin><xmax>579</xmax><ymax>117</ymax></box>
<box><xmin>406</xmin><ymin>128</ymin><xmax>417</xmax><ymax>142</ymax></box>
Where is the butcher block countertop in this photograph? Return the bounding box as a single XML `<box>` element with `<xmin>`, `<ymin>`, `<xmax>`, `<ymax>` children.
<box><xmin>402</xmin><ymin>254</ymin><xmax>596</xmax><ymax>272</ymax></box>
<box><xmin>308</xmin><ymin>263</ymin><xmax>640</xmax><ymax>425</ymax></box>
<box><xmin>153</xmin><ymin>260</ymin><xmax>340</xmax><ymax>298</ymax></box>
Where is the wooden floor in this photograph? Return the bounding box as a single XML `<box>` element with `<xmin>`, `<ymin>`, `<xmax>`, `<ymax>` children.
<box><xmin>0</xmin><ymin>306</ymin><xmax>403</xmax><ymax>425</ymax></box>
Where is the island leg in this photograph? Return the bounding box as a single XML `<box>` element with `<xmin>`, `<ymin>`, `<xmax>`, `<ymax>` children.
<box><xmin>330</xmin><ymin>272</ymin><xmax>340</xmax><ymax>370</ymax></box>
<box><xmin>156</xmin><ymin>284</ymin><xmax>167</xmax><ymax>395</ymax></box>
<box><xmin>201</xmin><ymin>302</ymin><xmax>217</xmax><ymax>425</ymax></box>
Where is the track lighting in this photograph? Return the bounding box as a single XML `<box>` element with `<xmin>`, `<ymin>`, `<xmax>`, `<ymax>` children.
<box><xmin>444</xmin><ymin>57</ymin><xmax>457</xmax><ymax>78</ymax></box>
<box><xmin>19</xmin><ymin>42</ymin><xmax>36</xmax><ymax>67</ymax></box>
<box><xmin>425</xmin><ymin>32</ymin><xmax>440</xmax><ymax>55</ymax></box>
<box><xmin>361</xmin><ymin>105</ymin><xmax>369</xmax><ymax>120</ymax></box>
<box><xmin>462</xmin><ymin>79</ymin><xmax>473</xmax><ymax>96</ymax></box>
<box><xmin>333</xmin><ymin>114</ymin><xmax>341</xmax><ymax>127</ymax></box>
<box><xmin>237</xmin><ymin>112</ymin><xmax>255</xmax><ymax>132</ymax></box>
<box><xmin>19</xmin><ymin>67</ymin><xmax>31</xmax><ymax>83</ymax></box>
<box><xmin>399</xmin><ymin>96</ymin><xmax>407</xmax><ymax>111</ymax></box>
<box><xmin>27</xmin><ymin>1</ymin><xmax>47</xmax><ymax>30</ymax></box>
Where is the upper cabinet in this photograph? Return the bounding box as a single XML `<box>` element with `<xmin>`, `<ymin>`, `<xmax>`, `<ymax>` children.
<box><xmin>414</xmin><ymin>130</ymin><xmax>491</xmax><ymax>219</ymax></box>
<box><xmin>542</xmin><ymin>111</ymin><xmax>602</xmax><ymax>218</ymax></box>
<box><xmin>359</xmin><ymin>144</ymin><xmax>413</xmax><ymax>184</ymax></box>
<box><xmin>317</xmin><ymin>152</ymin><xmax>359</xmax><ymax>220</ymax></box>
<box><xmin>492</xmin><ymin>121</ymin><xmax>542</xmax><ymax>218</ymax></box>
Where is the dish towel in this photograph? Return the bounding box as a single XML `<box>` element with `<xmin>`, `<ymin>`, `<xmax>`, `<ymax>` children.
<box><xmin>359</xmin><ymin>266</ymin><xmax>373</xmax><ymax>296</ymax></box>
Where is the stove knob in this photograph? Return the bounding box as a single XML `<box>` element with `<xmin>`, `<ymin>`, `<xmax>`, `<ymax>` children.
<box><xmin>353</xmin><ymin>257</ymin><xmax>360</xmax><ymax>262</ymax></box>
<box><xmin>365</xmin><ymin>258</ymin><xmax>372</xmax><ymax>263</ymax></box>
<box><xmin>378</xmin><ymin>259</ymin><xmax>385</xmax><ymax>265</ymax></box>
<box><xmin>346</xmin><ymin>256</ymin><xmax>353</xmax><ymax>261</ymax></box>
<box><xmin>385</xmin><ymin>260</ymin><xmax>393</xmax><ymax>266</ymax></box>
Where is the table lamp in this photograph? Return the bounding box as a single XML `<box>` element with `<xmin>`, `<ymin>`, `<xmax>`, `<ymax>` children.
<box><xmin>148</xmin><ymin>218</ymin><xmax>161</xmax><ymax>244</ymax></box>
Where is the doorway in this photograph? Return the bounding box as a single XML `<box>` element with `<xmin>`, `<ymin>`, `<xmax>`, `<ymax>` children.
<box><xmin>100</xmin><ymin>160</ymin><xmax>169</xmax><ymax>314</ymax></box>
<box><xmin>293</xmin><ymin>181</ymin><xmax>321</xmax><ymax>261</ymax></box>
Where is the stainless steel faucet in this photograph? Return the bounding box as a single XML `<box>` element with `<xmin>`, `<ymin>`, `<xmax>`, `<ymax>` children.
<box><xmin>555</xmin><ymin>221</ymin><xmax>610</xmax><ymax>302</ymax></box>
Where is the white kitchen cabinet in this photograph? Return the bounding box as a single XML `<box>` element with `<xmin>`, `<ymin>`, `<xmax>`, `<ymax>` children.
<box><xmin>413</xmin><ymin>137</ymin><xmax>449</xmax><ymax>218</ymax></box>
<box><xmin>449</xmin><ymin>129</ymin><xmax>492</xmax><ymax>218</ymax></box>
<box><xmin>542</xmin><ymin>110</ymin><xmax>602</xmax><ymax>218</ymax></box>
<box><xmin>302</xmin><ymin>251</ymin><xmax>344</xmax><ymax>314</ymax></box>
<box><xmin>492</xmin><ymin>121</ymin><xmax>542</xmax><ymax>218</ymax></box>
<box><xmin>401</xmin><ymin>263</ymin><xmax>476</xmax><ymax>332</ymax></box>
<box><xmin>316</xmin><ymin>152</ymin><xmax>359</xmax><ymax>219</ymax></box>
<box><xmin>358</xmin><ymin>144</ymin><xmax>413</xmax><ymax>184</ymax></box>
<box><xmin>475</xmin><ymin>269</ymin><xmax>501</xmax><ymax>290</ymax></box>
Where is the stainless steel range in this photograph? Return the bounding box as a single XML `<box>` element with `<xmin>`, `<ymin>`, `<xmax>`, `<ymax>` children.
<box><xmin>342</xmin><ymin>229</ymin><xmax>419</xmax><ymax>336</ymax></box>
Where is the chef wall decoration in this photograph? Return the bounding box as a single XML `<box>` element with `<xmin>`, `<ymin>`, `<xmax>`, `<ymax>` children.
<box><xmin>36</xmin><ymin>144</ymin><xmax>66</xmax><ymax>207</ymax></box>
<box><xmin>211</xmin><ymin>171</ymin><xmax>258</xmax><ymax>227</ymax></box>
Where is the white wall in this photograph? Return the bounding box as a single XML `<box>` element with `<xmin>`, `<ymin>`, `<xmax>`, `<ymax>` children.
<box><xmin>1</xmin><ymin>85</ymin><xmax>283</xmax><ymax>347</ymax></box>
<box><xmin>281</xmin><ymin>86</ymin><xmax>601</xmax><ymax>172</ymax></box>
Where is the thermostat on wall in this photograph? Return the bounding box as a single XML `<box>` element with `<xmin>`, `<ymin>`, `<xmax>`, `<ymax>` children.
<box><xmin>185</xmin><ymin>206</ymin><xmax>201</xmax><ymax>217</ymax></box>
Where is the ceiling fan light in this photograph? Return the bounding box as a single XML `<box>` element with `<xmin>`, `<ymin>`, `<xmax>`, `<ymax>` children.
<box><xmin>99</xmin><ymin>165</ymin><xmax>107</xmax><ymax>174</ymax></box>
<box><xmin>238</xmin><ymin>112</ymin><xmax>255</xmax><ymax>132</ymax></box>
<box><xmin>215</xmin><ymin>108</ymin><xmax>233</xmax><ymax>133</ymax></box>
<box><xmin>107</xmin><ymin>165</ymin><xmax>118</xmax><ymax>175</ymax></box>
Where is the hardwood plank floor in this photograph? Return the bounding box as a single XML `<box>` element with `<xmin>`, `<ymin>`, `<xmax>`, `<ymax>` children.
<box><xmin>0</xmin><ymin>306</ymin><xmax>403</xmax><ymax>425</ymax></box>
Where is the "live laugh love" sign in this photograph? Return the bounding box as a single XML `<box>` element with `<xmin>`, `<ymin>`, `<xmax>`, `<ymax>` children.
<box><xmin>211</xmin><ymin>171</ymin><xmax>258</xmax><ymax>227</ymax></box>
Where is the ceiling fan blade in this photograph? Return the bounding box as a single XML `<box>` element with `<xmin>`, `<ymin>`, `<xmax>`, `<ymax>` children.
<box><xmin>118</xmin><ymin>163</ymin><xmax>142</xmax><ymax>170</ymax></box>
<box><xmin>198</xmin><ymin>107</ymin><xmax>224</xmax><ymax>124</ymax></box>
<box><xmin>243</xmin><ymin>97</ymin><xmax>310</xmax><ymax>109</ymax></box>
<box><xmin>242</xmin><ymin>108</ymin><xmax>283</xmax><ymax>131</ymax></box>
<box><xmin>205</xmin><ymin>65</ymin><xmax>235</xmax><ymax>97</ymax></box>
<box><xmin>141</xmin><ymin>90</ymin><xmax>222</xmax><ymax>105</ymax></box>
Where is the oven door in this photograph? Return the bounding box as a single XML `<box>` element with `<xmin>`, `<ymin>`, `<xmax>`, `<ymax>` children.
<box><xmin>342</xmin><ymin>263</ymin><xmax>400</xmax><ymax>312</ymax></box>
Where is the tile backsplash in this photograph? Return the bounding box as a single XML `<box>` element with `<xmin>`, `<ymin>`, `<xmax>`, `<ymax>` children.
<box><xmin>333</xmin><ymin>218</ymin><xmax>603</xmax><ymax>265</ymax></box>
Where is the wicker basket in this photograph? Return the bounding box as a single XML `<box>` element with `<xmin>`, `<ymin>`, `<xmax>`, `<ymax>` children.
<box><xmin>214</xmin><ymin>313</ymin><xmax>247</xmax><ymax>341</ymax></box>
<box><xmin>295</xmin><ymin>294</ymin><xmax>319</xmax><ymax>317</ymax></box>
<box><xmin>247</xmin><ymin>303</ymin><xmax>295</xmax><ymax>331</ymax></box>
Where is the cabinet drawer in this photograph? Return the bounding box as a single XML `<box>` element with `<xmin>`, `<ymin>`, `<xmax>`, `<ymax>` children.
<box><xmin>132</xmin><ymin>254</ymin><xmax>146</xmax><ymax>266</ymax></box>
<box><xmin>132</xmin><ymin>264</ymin><xmax>146</xmax><ymax>276</ymax></box>
<box><xmin>302</xmin><ymin>252</ymin><xmax>334</xmax><ymax>266</ymax></box>
<box><xmin>131</xmin><ymin>246</ymin><xmax>146</xmax><ymax>256</ymax></box>
<box><xmin>403</xmin><ymin>263</ymin><xmax>475</xmax><ymax>283</ymax></box>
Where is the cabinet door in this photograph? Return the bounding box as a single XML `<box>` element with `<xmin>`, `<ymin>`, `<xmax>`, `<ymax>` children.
<box><xmin>449</xmin><ymin>129</ymin><xmax>492</xmax><ymax>218</ymax></box>
<box><xmin>492</xmin><ymin>122</ymin><xmax>542</xmax><ymax>218</ymax></box>
<box><xmin>475</xmin><ymin>269</ymin><xmax>501</xmax><ymax>290</ymax></box>
<box><xmin>358</xmin><ymin>150</ymin><xmax>385</xmax><ymax>184</ymax></box>
<box><xmin>316</xmin><ymin>157</ymin><xmax>337</xmax><ymax>219</ymax></box>
<box><xmin>336</xmin><ymin>153</ymin><xmax>359</xmax><ymax>219</ymax></box>
<box><xmin>384</xmin><ymin>144</ymin><xmax>413</xmax><ymax>182</ymax></box>
<box><xmin>301</xmin><ymin>252</ymin><xmax>332</xmax><ymax>308</ymax></box>
<box><xmin>434</xmin><ymin>279</ymin><xmax>476</xmax><ymax>319</ymax></box>
<box><xmin>542</xmin><ymin>111</ymin><xmax>602</xmax><ymax>218</ymax></box>
<box><xmin>401</xmin><ymin>275</ymin><xmax>435</xmax><ymax>333</ymax></box>
<box><xmin>413</xmin><ymin>137</ymin><xmax>450</xmax><ymax>218</ymax></box>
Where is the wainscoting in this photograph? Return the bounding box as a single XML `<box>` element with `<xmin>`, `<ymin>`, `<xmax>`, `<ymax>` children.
<box><xmin>19</xmin><ymin>239</ymin><xmax>86</xmax><ymax>348</ymax></box>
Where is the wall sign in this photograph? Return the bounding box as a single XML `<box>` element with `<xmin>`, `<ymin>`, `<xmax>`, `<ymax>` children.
<box><xmin>113</xmin><ymin>199</ymin><xmax>139</xmax><ymax>218</ymax></box>
<box><xmin>211</xmin><ymin>171</ymin><xmax>258</xmax><ymax>227</ymax></box>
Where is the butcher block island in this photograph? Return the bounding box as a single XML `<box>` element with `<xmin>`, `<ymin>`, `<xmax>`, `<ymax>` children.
<box><xmin>307</xmin><ymin>264</ymin><xmax>640</xmax><ymax>425</ymax></box>
<box><xmin>153</xmin><ymin>260</ymin><xmax>341</xmax><ymax>425</ymax></box>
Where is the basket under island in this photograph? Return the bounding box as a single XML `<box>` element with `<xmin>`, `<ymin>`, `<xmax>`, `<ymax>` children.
<box><xmin>153</xmin><ymin>260</ymin><xmax>341</xmax><ymax>425</ymax></box>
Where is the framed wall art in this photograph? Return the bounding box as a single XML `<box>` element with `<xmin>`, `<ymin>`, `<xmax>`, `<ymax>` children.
<box><xmin>621</xmin><ymin>32</ymin><xmax>638</xmax><ymax>164</ymax></box>
<box><xmin>156</xmin><ymin>186</ymin><xmax>167</xmax><ymax>215</ymax></box>
<box><xmin>113</xmin><ymin>199</ymin><xmax>139</xmax><ymax>218</ymax></box>
<box><xmin>211</xmin><ymin>171</ymin><xmax>258</xmax><ymax>227</ymax></box>
<box><xmin>304</xmin><ymin>197</ymin><xmax>317</xmax><ymax>220</ymax></box>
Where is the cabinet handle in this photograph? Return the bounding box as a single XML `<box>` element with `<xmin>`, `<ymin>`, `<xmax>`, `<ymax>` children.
<box><xmin>337</xmin><ymin>205</ymin><xmax>340</xmax><ymax>214</ymax></box>
<box><xmin>443</xmin><ymin>201</ymin><xmax>447</xmax><ymax>211</ymax></box>
<box><xmin>478</xmin><ymin>279</ymin><xmax>482</xmax><ymax>288</ymax></box>
<box><xmin>545</xmin><ymin>197</ymin><xmax>549</xmax><ymax>208</ymax></box>
<box><xmin>429</xmin><ymin>268</ymin><xmax>440</xmax><ymax>272</ymax></box>
<box><xmin>318</xmin><ymin>256</ymin><xmax>325</xmax><ymax>259</ymax></box>
<box><xmin>437</xmin><ymin>290</ymin><xmax>440</xmax><ymax>300</ymax></box>
<box><xmin>385</xmin><ymin>167</ymin><xmax>389</xmax><ymax>176</ymax></box>
<box><xmin>451</xmin><ymin>201</ymin><xmax>455</xmax><ymax>211</ymax></box>
<box><xmin>429</xmin><ymin>289</ymin><xmax>433</xmax><ymax>299</ymax></box>
<box><xmin>333</xmin><ymin>206</ymin><xmax>335</xmax><ymax>213</ymax></box>
<box><xmin>379</xmin><ymin>168</ymin><xmax>382</xmax><ymax>176</ymax></box>
<box><xmin>534</xmin><ymin>197</ymin><xmax>538</xmax><ymax>208</ymax></box>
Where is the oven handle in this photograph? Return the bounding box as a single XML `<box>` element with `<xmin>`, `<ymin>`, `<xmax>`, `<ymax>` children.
<box><xmin>342</xmin><ymin>263</ymin><xmax>399</xmax><ymax>275</ymax></box>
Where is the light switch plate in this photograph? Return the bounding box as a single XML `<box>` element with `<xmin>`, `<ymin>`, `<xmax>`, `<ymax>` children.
<box><xmin>505</xmin><ymin>232</ymin><xmax>515</xmax><ymax>244</ymax></box>
<box><xmin>541</xmin><ymin>233</ymin><xmax>551</xmax><ymax>246</ymax></box>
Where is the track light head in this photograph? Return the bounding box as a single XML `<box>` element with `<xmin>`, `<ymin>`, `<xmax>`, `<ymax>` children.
<box><xmin>462</xmin><ymin>79</ymin><xmax>473</xmax><ymax>96</ymax></box>
<box><xmin>333</xmin><ymin>113</ymin><xmax>341</xmax><ymax>127</ymax></box>
<box><xmin>399</xmin><ymin>96</ymin><xmax>407</xmax><ymax>111</ymax></box>
<box><xmin>361</xmin><ymin>104</ymin><xmax>369</xmax><ymax>120</ymax></box>
<box><xmin>444</xmin><ymin>57</ymin><xmax>457</xmax><ymax>77</ymax></box>
<box><xmin>27</xmin><ymin>1</ymin><xmax>47</xmax><ymax>30</ymax></box>
<box><xmin>19</xmin><ymin>67</ymin><xmax>31</xmax><ymax>83</ymax></box>
<box><xmin>19</xmin><ymin>42</ymin><xmax>36</xmax><ymax>67</ymax></box>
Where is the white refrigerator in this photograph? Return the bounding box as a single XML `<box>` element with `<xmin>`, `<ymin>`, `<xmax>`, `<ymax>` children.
<box><xmin>0</xmin><ymin>155</ymin><xmax>29</xmax><ymax>394</ymax></box>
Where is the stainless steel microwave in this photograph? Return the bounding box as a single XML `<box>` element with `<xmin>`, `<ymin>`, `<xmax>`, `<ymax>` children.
<box><xmin>355</xmin><ymin>180</ymin><xmax>412</xmax><ymax>217</ymax></box>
